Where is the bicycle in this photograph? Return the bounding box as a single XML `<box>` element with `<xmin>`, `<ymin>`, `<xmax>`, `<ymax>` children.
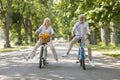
<box><xmin>78</xmin><ymin>39</ymin><xmax>86</xmax><ymax>70</ymax></box>
<box><xmin>39</xmin><ymin>43</ymin><xmax>48</xmax><ymax>69</ymax></box>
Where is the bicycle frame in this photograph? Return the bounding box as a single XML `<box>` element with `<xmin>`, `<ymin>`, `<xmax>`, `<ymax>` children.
<box><xmin>78</xmin><ymin>39</ymin><xmax>86</xmax><ymax>70</ymax></box>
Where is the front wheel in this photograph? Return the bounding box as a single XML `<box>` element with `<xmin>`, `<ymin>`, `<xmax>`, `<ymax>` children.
<box><xmin>39</xmin><ymin>47</ymin><xmax>44</xmax><ymax>69</ymax></box>
<box><xmin>79</xmin><ymin>48</ymin><xmax>83</xmax><ymax>67</ymax></box>
<box><xmin>82</xmin><ymin>49</ymin><xmax>85</xmax><ymax>70</ymax></box>
<box><xmin>80</xmin><ymin>59</ymin><xmax>82</xmax><ymax>67</ymax></box>
<box><xmin>43</xmin><ymin>47</ymin><xmax>47</xmax><ymax>66</ymax></box>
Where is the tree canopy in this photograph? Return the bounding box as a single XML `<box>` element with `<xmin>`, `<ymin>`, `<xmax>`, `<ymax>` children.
<box><xmin>0</xmin><ymin>0</ymin><xmax>120</xmax><ymax>48</ymax></box>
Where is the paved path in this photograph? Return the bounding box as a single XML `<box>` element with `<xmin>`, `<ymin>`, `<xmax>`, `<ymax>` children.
<box><xmin>0</xmin><ymin>41</ymin><xmax>120</xmax><ymax>80</ymax></box>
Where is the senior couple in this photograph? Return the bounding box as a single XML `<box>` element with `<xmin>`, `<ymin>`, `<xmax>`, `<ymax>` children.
<box><xmin>24</xmin><ymin>14</ymin><xmax>95</xmax><ymax>66</ymax></box>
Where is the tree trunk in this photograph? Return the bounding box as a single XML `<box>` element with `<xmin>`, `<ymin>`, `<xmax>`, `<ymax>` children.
<box><xmin>3</xmin><ymin>0</ymin><xmax>12</xmax><ymax>48</ymax></box>
<box><xmin>16</xmin><ymin>18</ymin><xmax>22</xmax><ymax>45</ymax></box>
<box><xmin>91</xmin><ymin>30</ymin><xmax>97</xmax><ymax>44</ymax></box>
<box><xmin>29</xmin><ymin>19</ymin><xmax>33</xmax><ymax>43</ymax></box>
<box><xmin>100</xmin><ymin>27</ymin><xmax>108</xmax><ymax>46</ymax></box>
<box><xmin>110</xmin><ymin>22</ymin><xmax>117</xmax><ymax>46</ymax></box>
<box><xmin>23</xmin><ymin>18</ymin><xmax>29</xmax><ymax>44</ymax></box>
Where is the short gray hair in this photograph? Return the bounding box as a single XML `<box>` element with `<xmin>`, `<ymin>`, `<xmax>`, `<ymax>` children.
<box><xmin>78</xmin><ymin>14</ymin><xmax>84</xmax><ymax>20</ymax></box>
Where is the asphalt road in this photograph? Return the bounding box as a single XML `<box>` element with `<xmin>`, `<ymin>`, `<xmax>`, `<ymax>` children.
<box><xmin>0</xmin><ymin>41</ymin><xmax>120</xmax><ymax>80</ymax></box>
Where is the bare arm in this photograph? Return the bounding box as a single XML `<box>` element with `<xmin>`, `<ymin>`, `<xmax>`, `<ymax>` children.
<box><xmin>71</xmin><ymin>23</ymin><xmax>76</xmax><ymax>37</ymax></box>
<box><xmin>35</xmin><ymin>25</ymin><xmax>43</xmax><ymax>35</ymax></box>
<box><xmin>49</xmin><ymin>34</ymin><xmax>54</xmax><ymax>37</ymax></box>
<box><xmin>50</xmin><ymin>27</ymin><xmax>54</xmax><ymax>37</ymax></box>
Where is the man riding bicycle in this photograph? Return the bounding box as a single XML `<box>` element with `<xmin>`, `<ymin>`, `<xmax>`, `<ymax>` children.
<box><xmin>62</xmin><ymin>14</ymin><xmax>95</xmax><ymax>66</ymax></box>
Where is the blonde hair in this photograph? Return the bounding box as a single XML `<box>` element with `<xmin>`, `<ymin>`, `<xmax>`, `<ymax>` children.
<box><xmin>43</xmin><ymin>17</ymin><xmax>51</xmax><ymax>26</ymax></box>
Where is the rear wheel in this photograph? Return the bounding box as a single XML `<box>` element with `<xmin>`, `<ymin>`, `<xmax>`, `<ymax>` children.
<box><xmin>39</xmin><ymin>47</ymin><xmax>44</xmax><ymax>69</ymax></box>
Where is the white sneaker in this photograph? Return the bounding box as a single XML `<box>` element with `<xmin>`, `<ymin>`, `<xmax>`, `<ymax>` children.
<box><xmin>62</xmin><ymin>53</ymin><xmax>69</xmax><ymax>57</ymax></box>
<box><xmin>27</xmin><ymin>59</ymin><xmax>34</xmax><ymax>63</ymax></box>
<box><xmin>32</xmin><ymin>57</ymin><xmax>36</xmax><ymax>61</ymax></box>
<box><xmin>55</xmin><ymin>60</ymin><xmax>60</xmax><ymax>63</ymax></box>
<box><xmin>22</xmin><ymin>53</ymin><xmax>29</xmax><ymax>61</ymax></box>
<box><xmin>85</xmin><ymin>57</ymin><xmax>89</xmax><ymax>61</ymax></box>
<box><xmin>76</xmin><ymin>60</ymin><xmax>80</xmax><ymax>63</ymax></box>
<box><xmin>88</xmin><ymin>60</ymin><xmax>95</xmax><ymax>67</ymax></box>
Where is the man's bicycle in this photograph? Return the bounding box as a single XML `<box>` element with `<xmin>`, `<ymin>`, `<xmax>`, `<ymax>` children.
<box><xmin>78</xmin><ymin>39</ymin><xmax>86</xmax><ymax>70</ymax></box>
<box><xmin>39</xmin><ymin>43</ymin><xmax>48</xmax><ymax>69</ymax></box>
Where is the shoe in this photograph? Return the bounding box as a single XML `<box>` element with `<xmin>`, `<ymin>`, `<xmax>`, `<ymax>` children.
<box><xmin>27</xmin><ymin>59</ymin><xmax>34</xmax><ymax>63</ymax></box>
<box><xmin>76</xmin><ymin>60</ymin><xmax>80</xmax><ymax>63</ymax></box>
<box><xmin>22</xmin><ymin>53</ymin><xmax>29</xmax><ymax>61</ymax></box>
<box><xmin>25</xmin><ymin>56</ymin><xmax>30</xmax><ymax>61</ymax></box>
<box><xmin>88</xmin><ymin>60</ymin><xmax>95</xmax><ymax>67</ymax></box>
<box><xmin>85</xmin><ymin>57</ymin><xmax>89</xmax><ymax>61</ymax></box>
<box><xmin>32</xmin><ymin>57</ymin><xmax>36</xmax><ymax>61</ymax></box>
<box><xmin>55</xmin><ymin>60</ymin><xmax>60</xmax><ymax>63</ymax></box>
<box><xmin>62</xmin><ymin>53</ymin><xmax>69</xmax><ymax>57</ymax></box>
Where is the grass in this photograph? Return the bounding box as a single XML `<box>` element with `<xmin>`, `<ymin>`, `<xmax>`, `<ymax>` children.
<box><xmin>92</xmin><ymin>44</ymin><xmax>120</xmax><ymax>59</ymax></box>
<box><xmin>0</xmin><ymin>42</ymin><xmax>34</xmax><ymax>53</ymax></box>
<box><xmin>75</xmin><ymin>43</ymin><xmax>120</xmax><ymax>59</ymax></box>
<box><xmin>103</xmin><ymin>54</ymin><xmax>120</xmax><ymax>59</ymax></box>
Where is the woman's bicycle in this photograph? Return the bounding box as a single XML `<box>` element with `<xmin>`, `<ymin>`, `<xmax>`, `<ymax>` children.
<box><xmin>78</xmin><ymin>39</ymin><xmax>86</xmax><ymax>70</ymax></box>
<box><xmin>39</xmin><ymin>43</ymin><xmax>48</xmax><ymax>69</ymax></box>
<box><xmin>39</xmin><ymin>33</ymin><xmax>50</xmax><ymax>69</ymax></box>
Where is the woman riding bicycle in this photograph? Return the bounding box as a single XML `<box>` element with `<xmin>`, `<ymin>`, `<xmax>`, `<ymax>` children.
<box><xmin>26</xmin><ymin>17</ymin><xmax>59</xmax><ymax>63</ymax></box>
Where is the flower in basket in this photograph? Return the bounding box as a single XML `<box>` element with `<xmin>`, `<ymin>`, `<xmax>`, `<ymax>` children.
<box><xmin>40</xmin><ymin>33</ymin><xmax>50</xmax><ymax>43</ymax></box>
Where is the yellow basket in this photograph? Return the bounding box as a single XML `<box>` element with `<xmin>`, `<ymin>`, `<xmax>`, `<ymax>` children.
<box><xmin>40</xmin><ymin>33</ymin><xmax>50</xmax><ymax>43</ymax></box>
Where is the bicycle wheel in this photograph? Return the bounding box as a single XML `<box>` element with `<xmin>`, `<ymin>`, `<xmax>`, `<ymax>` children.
<box><xmin>82</xmin><ymin>49</ymin><xmax>85</xmax><ymax>70</ymax></box>
<box><xmin>79</xmin><ymin>48</ymin><xmax>82</xmax><ymax>67</ymax></box>
<box><xmin>80</xmin><ymin>59</ymin><xmax>82</xmax><ymax>67</ymax></box>
<box><xmin>43</xmin><ymin>47</ymin><xmax>47</xmax><ymax>66</ymax></box>
<box><xmin>39</xmin><ymin>47</ymin><xmax>44</xmax><ymax>69</ymax></box>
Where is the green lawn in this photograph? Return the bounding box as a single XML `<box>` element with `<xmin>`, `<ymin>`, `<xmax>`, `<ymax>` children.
<box><xmin>92</xmin><ymin>44</ymin><xmax>120</xmax><ymax>59</ymax></box>
<box><xmin>0</xmin><ymin>42</ymin><xmax>34</xmax><ymax>53</ymax></box>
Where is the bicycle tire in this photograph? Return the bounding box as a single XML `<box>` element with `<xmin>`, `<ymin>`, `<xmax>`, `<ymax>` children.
<box><xmin>43</xmin><ymin>47</ymin><xmax>47</xmax><ymax>66</ymax></box>
<box><xmin>82</xmin><ymin>49</ymin><xmax>85</xmax><ymax>70</ymax></box>
<box><xmin>43</xmin><ymin>59</ymin><xmax>46</xmax><ymax>66</ymax></box>
<box><xmin>79</xmin><ymin>48</ymin><xmax>82</xmax><ymax>67</ymax></box>
<box><xmin>80</xmin><ymin>59</ymin><xmax>82</xmax><ymax>67</ymax></box>
<box><xmin>39</xmin><ymin>47</ymin><xmax>44</xmax><ymax>69</ymax></box>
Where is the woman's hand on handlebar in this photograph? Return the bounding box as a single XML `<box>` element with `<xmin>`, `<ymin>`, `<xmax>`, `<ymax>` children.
<box><xmin>49</xmin><ymin>34</ymin><xmax>54</xmax><ymax>37</ymax></box>
<box><xmin>35</xmin><ymin>32</ymin><xmax>38</xmax><ymax>35</ymax></box>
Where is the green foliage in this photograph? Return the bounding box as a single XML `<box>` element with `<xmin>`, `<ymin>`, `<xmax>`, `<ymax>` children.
<box><xmin>108</xmin><ymin>43</ymin><xmax>116</xmax><ymax>48</ymax></box>
<box><xmin>97</xmin><ymin>42</ymin><xmax>116</xmax><ymax>49</ymax></box>
<box><xmin>98</xmin><ymin>42</ymin><xmax>106</xmax><ymax>48</ymax></box>
<box><xmin>0</xmin><ymin>44</ymin><xmax>33</xmax><ymax>52</ymax></box>
<box><xmin>92</xmin><ymin>44</ymin><xmax>120</xmax><ymax>59</ymax></box>
<box><xmin>0</xmin><ymin>0</ymin><xmax>120</xmax><ymax>47</ymax></box>
<box><xmin>104</xmin><ymin>54</ymin><xmax>120</xmax><ymax>59</ymax></box>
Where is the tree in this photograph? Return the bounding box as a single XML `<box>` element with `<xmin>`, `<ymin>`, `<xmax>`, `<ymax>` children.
<box><xmin>0</xmin><ymin>0</ymin><xmax>12</xmax><ymax>48</ymax></box>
